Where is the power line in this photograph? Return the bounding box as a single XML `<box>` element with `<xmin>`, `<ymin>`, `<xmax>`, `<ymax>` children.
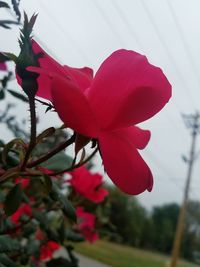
<box><xmin>38</xmin><ymin>0</ymin><xmax>91</xmax><ymax>64</ymax></box>
<box><xmin>140</xmin><ymin>0</ymin><xmax>196</xmax><ymax>110</ymax></box>
<box><xmin>110</xmin><ymin>0</ymin><xmax>194</xmax><ymax>142</ymax></box>
<box><xmin>93</xmin><ymin>0</ymin><xmax>126</xmax><ymax>47</ymax></box>
<box><xmin>144</xmin><ymin>150</ymin><xmax>184</xmax><ymax>192</ymax></box>
<box><xmin>111</xmin><ymin>0</ymin><xmax>144</xmax><ymax>51</ymax></box>
<box><xmin>111</xmin><ymin>1</ymin><xmax>187</xmax><ymax>142</ymax></box>
<box><xmin>167</xmin><ymin>0</ymin><xmax>200</xmax><ymax>86</ymax></box>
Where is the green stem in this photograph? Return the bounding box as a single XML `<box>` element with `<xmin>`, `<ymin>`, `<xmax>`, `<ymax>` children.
<box><xmin>27</xmin><ymin>134</ymin><xmax>76</xmax><ymax>168</ymax></box>
<box><xmin>21</xmin><ymin>96</ymin><xmax>36</xmax><ymax>170</ymax></box>
<box><xmin>48</xmin><ymin>147</ymin><xmax>98</xmax><ymax>176</ymax></box>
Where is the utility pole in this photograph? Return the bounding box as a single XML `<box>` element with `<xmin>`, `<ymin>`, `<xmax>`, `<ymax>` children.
<box><xmin>170</xmin><ymin>112</ymin><xmax>200</xmax><ymax>267</ymax></box>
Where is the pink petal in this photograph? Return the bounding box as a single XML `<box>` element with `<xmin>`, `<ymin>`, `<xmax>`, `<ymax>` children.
<box><xmin>51</xmin><ymin>76</ymin><xmax>100</xmax><ymax>137</ymax></box>
<box><xmin>118</xmin><ymin>126</ymin><xmax>151</xmax><ymax>150</ymax></box>
<box><xmin>88</xmin><ymin>49</ymin><xmax>171</xmax><ymax>130</ymax></box>
<box><xmin>32</xmin><ymin>40</ymin><xmax>68</xmax><ymax>101</ymax></box>
<box><xmin>87</xmin><ymin>188</ymin><xmax>108</xmax><ymax>204</ymax></box>
<box><xmin>30</xmin><ymin>40</ymin><xmax>93</xmax><ymax>100</ymax></box>
<box><xmin>98</xmin><ymin>128</ymin><xmax>153</xmax><ymax>195</ymax></box>
<box><xmin>63</xmin><ymin>66</ymin><xmax>93</xmax><ymax>92</ymax></box>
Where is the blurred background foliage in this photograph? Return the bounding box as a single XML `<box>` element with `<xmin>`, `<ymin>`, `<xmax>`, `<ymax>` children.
<box><xmin>102</xmin><ymin>186</ymin><xmax>200</xmax><ymax>263</ymax></box>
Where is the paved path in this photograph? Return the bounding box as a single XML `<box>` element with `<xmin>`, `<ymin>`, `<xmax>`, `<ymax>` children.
<box><xmin>77</xmin><ymin>253</ymin><xmax>111</xmax><ymax>267</ymax></box>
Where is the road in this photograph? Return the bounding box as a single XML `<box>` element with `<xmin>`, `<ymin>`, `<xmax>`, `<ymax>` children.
<box><xmin>54</xmin><ymin>248</ymin><xmax>111</xmax><ymax>267</ymax></box>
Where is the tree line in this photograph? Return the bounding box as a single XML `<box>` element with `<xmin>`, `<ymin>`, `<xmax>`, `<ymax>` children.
<box><xmin>102</xmin><ymin>186</ymin><xmax>200</xmax><ymax>263</ymax></box>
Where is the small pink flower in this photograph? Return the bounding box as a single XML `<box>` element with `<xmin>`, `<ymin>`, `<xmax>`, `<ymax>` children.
<box><xmin>76</xmin><ymin>206</ymin><xmax>99</xmax><ymax>243</ymax></box>
<box><xmin>69</xmin><ymin>166</ymin><xmax>108</xmax><ymax>203</ymax></box>
<box><xmin>27</xmin><ymin>41</ymin><xmax>172</xmax><ymax>195</ymax></box>
<box><xmin>11</xmin><ymin>203</ymin><xmax>32</xmax><ymax>224</ymax></box>
<box><xmin>35</xmin><ymin>229</ymin><xmax>45</xmax><ymax>241</ymax></box>
<box><xmin>39</xmin><ymin>241</ymin><xmax>60</xmax><ymax>262</ymax></box>
<box><xmin>15</xmin><ymin>177</ymin><xmax>29</xmax><ymax>189</ymax></box>
<box><xmin>0</xmin><ymin>62</ymin><xmax>7</xmax><ymax>71</ymax></box>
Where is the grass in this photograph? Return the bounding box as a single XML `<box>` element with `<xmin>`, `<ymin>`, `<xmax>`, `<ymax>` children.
<box><xmin>75</xmin><ymin>240</ymin><xmax>198</xmax><ymax>267</ymax></box>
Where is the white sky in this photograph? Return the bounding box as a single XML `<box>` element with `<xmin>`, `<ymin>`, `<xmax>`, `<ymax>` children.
<box><xmin>1</xmin><ymin>0</ymin><xmax>200</xmax><ymax>209</ymax></box>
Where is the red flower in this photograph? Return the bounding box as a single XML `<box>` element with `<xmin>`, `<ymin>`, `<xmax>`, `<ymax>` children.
<box><xmin>11</xmin><ymin>203</ymin><xmax>32</xmax><ymax>224</ymax></box>
<box><xmin>35</xmin><ymin>228</ymin><xmax>45</xmax><ymax>241</ymax></box>
<box><xmin>69</xmin><ymin>166</ymin><xmax>108</xmax><ymax>203</ymax></box>
<box><xmin>15</xmin><ymin>177</ymin><xmax>29</xmax><ymax>189</ymax></box>
<box><xmin>27</xmin><ymin>41</ymin><xmax>172</xmax><ymax>195</ymax></box>
<box><xmin>39</xmin><ymin>241</ymin><xmax>60</xmax><ymax>262</ymax></box>
<box><xmin>0</xmin><ymin>62</ymin><xmax>7</xmax><ymax>71</ymax></box>
<box><xmin>76</xmin><ymin>207</ymin><xmax>98</xmax><ymax>242</ymax></box>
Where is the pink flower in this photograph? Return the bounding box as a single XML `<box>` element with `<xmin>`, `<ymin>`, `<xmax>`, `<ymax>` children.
<box><xmin>15</xmin><ymin>177</ymin><xmax>30</xmax><ymax>189</ymax></box>
<box><xmin>35</xmin><ymin>228</ymin><xmax>45</xmax><ymax>241</ymax></box>
<box><xmin>39</xmin><ymin>241</ymin><xmax>60</xmax><ymax>262</ymax></box>
<box><xmin>76</xmin><ymin>207</ymin><xmax>99</xmax><ymax>242</ymax></box>
<box><xmin>0</xmin><ymin>62</ymin><xmax>7</xmax><ymax>71</ymax></box>
<box><xmin>69</xmin><ymin>166</ymin><xmax>108</xmax><ymax>203</ymax></box>
<box><xmin>27</xmin><ymin>41</ymin><xmax>172</xmax><ymax>195</ymax></box>
<box><xmin>11</xmin><ymin>203</ymin><xmax>32</xmax><ymax>224</ymax></box>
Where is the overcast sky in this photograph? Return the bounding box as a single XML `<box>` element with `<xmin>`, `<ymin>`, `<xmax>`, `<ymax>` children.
<box><xmin>1</xmin><ymin>0</ymin><xmax>200</xmax><ymax>209</ymax></box>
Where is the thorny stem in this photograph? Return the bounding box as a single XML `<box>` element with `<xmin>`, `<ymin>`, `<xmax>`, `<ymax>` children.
<box><xmin>48</xmin><ymin>147</ymin><xmax>98</xmax><ymax>176</ymax></box>
<box><xmin>27</xmin><ymin>134</ymin><xmax>76</xmax><ymax>168</ymax></box>
<box><xmin>35</xmin><ymin>98</ymin><xmax>54</xmax><ymax>109</ymax></box>
<box><xmin>0</xmin><ymin>147</ymin><xmax>98</xmax><ymax>183</ymax></box>
<box><xmin>21</xmin><ymin>96</ymin><xmax>36</xmax><ymax>170</ymax></box>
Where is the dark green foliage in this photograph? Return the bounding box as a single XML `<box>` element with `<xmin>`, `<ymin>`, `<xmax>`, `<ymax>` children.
<box><xmin>41</xmin><ymin>151</ymin><xmax>73</xmax><ymax>172</ymax></box>
<box><xmin>105</xmin><ymin>187</ymin><xmax>148</xmax><ymax>246</ymax></box>
<box><xmin>7</xmin><ymin>90</ymin><xmax>28</xmax><ymax>102</ymax></box>
<box><xmin>65</xmin><ymin>229</ymin><xmax>84</xmax><ymax>242</ymax></box>
<box><xmin>151</xmin><ymin>203</ymin><xmax>179</xmax><ymax>252</ymax></box>
<box><xmin>11</xmin><ymin>0</ymin><xmax>21</xmax><ymax>22</ymax></box>
<box><xmin>0</xmin><ymin>235</ymin><xmax>20</xmax><ymax>253</ymax></box>
<box><xmin>0</xmin><ymin>1</ymin><xmax>10</xmax><ymax>8</ymax></box>
<box><xmin>0</xmin><ymin>253</ymin><xmax>18</xmax><ymax>267</ymax></box>
<box><xmin>104</xmin><ymin>187</ymin><xmax>200</xmax><ymax>263</ymax></box>
<box><xmin>0</xmin><ymin>20</ymin><xmax>19</xmax><ymax>29</ymax></box>
<box><xmin>4</xmin><ymin>184</ymin><xmax>22</xmax><ymax>216</ymax></box>
<box><xmin>50</xmin><ymin>182</ymin><xmax>76</xmax><ymax>222</ymax></box>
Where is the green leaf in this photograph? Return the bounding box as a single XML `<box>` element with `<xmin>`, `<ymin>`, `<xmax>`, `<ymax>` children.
<box><xmin>0</xmin><ymin>2</ymin><xmax>10</xmax><ymax>9</ymax></box>
<box><xmin>36</xmin><ymin>127</ymin><xmax>55</xmax><ymax>144</ymax></box>
<box><xmin>0</xmin><ymin>236</ymin><xmax>20</xmax><ymax>253</ymax></box>
<box><xmin>32</xmin><ymin>211</ymin><xmax>47</xmax><ymax>229</ymax></box>
<box><xmin>0</xmin><ymin>90</ymin><xmax>5</xmax><ymax>100</ymax></box>
<box><xmin>26</xmin><ymin>240</ymin><xmax>40</xmax><ymax>255</ymax></box>
<box><xmin>4</xmin><ymin>184</ymin><xmax>23</xmax><ymax>216</ymax></box>
<box><xmin>0</xmin><ymin>140</ymin><xmax>4</xmax><ymax>147</ymax></box>
<box><xmin>41</xmin><ymin>151</ymin><xmax>73</xmax><ymax>171</ymax></box>
<box><xmin>2</xmin><ymin>138</ymin><xmax>26</xmax><ymax>165</ymax></box>
<box><xmin>0</xmin><ymin>253</ymin><xmax>18</xmax><ymax>267</ymax></box>
<box><xmin>7</xmin><ymin>89</ymin><xmax>28</xmax><ymax>102</ymax></box>
<box><xmin>65</xmin><ymin>229</ymin><xmax>84</xmax><ymax>242</ymax></box>
<box><xmin>50</xmin><ymin>182</ymin><xmax>76</xmax><ymax>222</ymax></box>
<box><xmin>11</xmin><ymin>0</ymin><xmax>21</xmax><ymax>22</ymax></box>
<box><xmin>40</xmin><ymin>174</ymin><xmax>52</xmax><ymax>194</ymax></box>
<box><xmin>0</xmin><ymin>20</ymin><xmax>19</xmax><ymax>29</ymax></box>
<box><xmin>1</xmin><ymin>53</ymin><xmax>17</xmax><ymax>63</ymax></box>
<box><xmin>0</xmin><ymin>169</ymin><xmax>20</xmax><ymax>184</ymax></box>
